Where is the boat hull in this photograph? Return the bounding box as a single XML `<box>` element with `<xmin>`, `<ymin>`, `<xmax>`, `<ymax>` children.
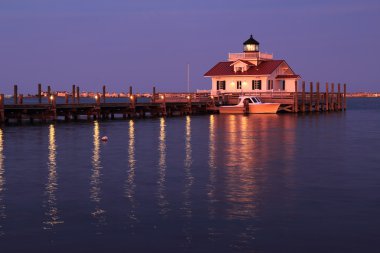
<box><xmin>219</xmin><ymin>103</ymin><xmax>280</xmax><ymax>114</ymax></box>
<box><xmin>248</xmin><ymin>103</ymin><xmax>280</xmax><ymax>114</ymax></box>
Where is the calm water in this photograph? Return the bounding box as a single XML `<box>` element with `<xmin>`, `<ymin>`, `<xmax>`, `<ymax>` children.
<box><xmin>0</xmin><ymin>98</ymin><xmax>379</xmax><ymax>252</ymax></box>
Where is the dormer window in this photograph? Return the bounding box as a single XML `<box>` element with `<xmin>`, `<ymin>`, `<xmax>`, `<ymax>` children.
<box><xmin>236</xmin><ymin>67</ymin><xmax>243</xmax><ymax>72</ymax></box>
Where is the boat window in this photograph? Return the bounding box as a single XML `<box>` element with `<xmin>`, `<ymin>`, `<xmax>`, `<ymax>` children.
<box><xmin>251</xmin><ymin>97</ymin><xmax>258</xmax><ymax>103</ymax></box>
<box><xmin>256</xmin><ymin>97</ymin><xmax>262</xmax><ymax>103</ymax></box>
<box><xmin>244</xmin><ymin>98</ymin><xmax>252</xmax><ymax>104</ymax></box>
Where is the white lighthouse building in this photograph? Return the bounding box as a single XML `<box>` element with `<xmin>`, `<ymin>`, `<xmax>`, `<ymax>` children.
<box><xmin>204</xmin><ymin>35</ymin><xmax>300</xmax><ymax>96</ymax></box>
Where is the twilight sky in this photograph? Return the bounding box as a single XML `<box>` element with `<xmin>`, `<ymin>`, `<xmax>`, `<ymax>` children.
<box><xmin>0</xmin><ymin>0</ymin><xmax>379</xmax><ymax>94</ymax></box>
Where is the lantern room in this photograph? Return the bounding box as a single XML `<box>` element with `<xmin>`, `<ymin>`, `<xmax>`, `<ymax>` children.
<box><xmin>243</xmin><ymin>35</ymin><xmax>259</xmax><ymax>52</ymax></box>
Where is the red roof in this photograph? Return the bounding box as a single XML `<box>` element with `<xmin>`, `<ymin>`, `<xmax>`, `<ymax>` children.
<box><xmin>276</xmin><ymin>75</ymin><xmax>300</xmax><ymax>79</ymax></box>
<box><xmin>204</xmin><ymin>60</ymin><xmax>284</xmax><ymax>76</ymax></box>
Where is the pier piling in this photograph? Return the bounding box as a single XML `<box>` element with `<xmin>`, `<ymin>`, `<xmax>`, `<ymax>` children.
<box><xmin>316</xmin><ymin>82</ymin><xmax>320</xmax><ymax>111</ymax></box>
<box><xmin>47</xmin><ymin>86</ymin><xmax>51</xmax><ymax>99</ymax></box>
<box><xmin>337</xmin><ymin>83</ymin><xmax>341</xmax><ymax>110</ymax></box>
<box><xmin>293</xmin><ymin>80</ymin><xmax>298</xmax><ymax>112</ymax></box>
<box><xmin>14</xmin><ymin>85</ymin><xmax>18</xmax><ymax>104</ymax></box>
<box><xmin>38</xmin><ymin>83</ymin><xmax>42</xmax><ymax>104</ymax></box>
<box><xmin>76</xmin><ymin>86</ymin><xmax>80</xmax><ymax>104</ymax></box>
<box><xmin>309</xmin><ymin>82</ymin><xmax>313</xmax><ymax>112</ymax></box>
<box><xmin>343</xmin><ymin>83</ymin><xmax>347</xmax><ymax>111</ymax></box>
<box><xmin>102</xmin><ymin>85</ymin><xmax>106</xmax><ymax>103</ymax></box>
<box><xmin>0</xmin><ymin>94</ymin><xmax>4</xmax><ymax>123</ymax></box>
<box><xmin>301</xmin><ymin>81</ymin><xmax>306</xmax><ymax>112</ymax></box>
<box><xmin>331</xmin><ymin>83</ymin><xmax>335</xmax><ymax>111</ymax></box>
<box><xmin>325</xmin><ymin>82</ymin><xmax>329</xmax><ymax>111</ymax></box>
<box><xmin>72</xmin><ymin>85</ymin><xmax>76</xmax><ymax>103</ymax></box>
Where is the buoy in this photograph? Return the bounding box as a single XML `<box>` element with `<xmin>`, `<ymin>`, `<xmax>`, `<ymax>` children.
<box><xmin>101</xmin><ymin>136</ymin><xmax>108</xmax><ymax>142</ymax></box>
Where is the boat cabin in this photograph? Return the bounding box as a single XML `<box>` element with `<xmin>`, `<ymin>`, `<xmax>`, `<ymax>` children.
<box><xmin>237</xmin><ymin>96</ymin><xmax>263</xmax><ymax>106</ymax></box>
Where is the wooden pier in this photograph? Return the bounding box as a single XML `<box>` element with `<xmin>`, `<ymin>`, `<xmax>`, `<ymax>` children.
<box><xmin>0</xmin><ymin>81</ymin><xmax>347</xmax><ymax>124</ymax></box>
<box><xmin>220</xmin><ymin>81</ymin><xmax>347</xmax><ymax>113</ymax></box>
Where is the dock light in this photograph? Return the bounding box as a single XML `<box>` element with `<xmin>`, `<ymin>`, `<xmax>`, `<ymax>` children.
<box><xmin>130</xmin><ymin>96</ymin><xmax>134</xmax><ymax>100</ymax></box>
<box><xmin>160</xmin><ymin>95</ymin><xmax>164</xmax><ymax>100</ymax></box>
<box><xmin>50</xmin><ymin>95</ymin><xmax>54</xmax><ymax>101</ymax></box>
<box><xmin>210</xmin><ymin>95</ymin><xmax>214</xmax><ymax>99</ymax></box>
<box><xmin>187</xmin><ymin>96</ymin><xmax>190</xmax><ymax>100</ymax></box>
<box><xmin>95</xmin><ymin>95</ymin><xmax>98</xmax><ymax>100</ymax></box>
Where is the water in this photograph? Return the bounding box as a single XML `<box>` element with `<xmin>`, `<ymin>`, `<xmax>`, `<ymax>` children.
<box><xmin>0</xmin><ymin>98</ymin><xmax>380</xmax><ymax>252</ymax></box>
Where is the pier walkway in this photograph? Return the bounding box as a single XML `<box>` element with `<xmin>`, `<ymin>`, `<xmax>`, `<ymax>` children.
<box><xmin>0</xmin><ymin>82</ymin><xmax>347</xmax><ymax>124</ymax></box>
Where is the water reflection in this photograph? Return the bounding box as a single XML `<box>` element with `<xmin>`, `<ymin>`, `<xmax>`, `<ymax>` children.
<box><xmin>125</xmin><ymin>120</ymin><xmax>138</xmax><ymax>227</ymax></box>
<box><xmin>0</xmin><ymin>128</ymin><xmax>5</xmax><ymax>236</ymax></box>
<box><xmin>157</xmin><ymin>118</ymin><xmax>169</xmax><ymax>216</ymax></box>
<box><xmin>182</xmin><ymin>116</ymin><xmax>194</xmax><ymax>246</ymax></box>
<box><xmin>90</xmin><ymin>121</ymin><xmax>106</xmax><ymax>232</ymax></box>
<box><xmin>207</xmin><ymin>115</ymin><xmax>218</xmax><ymax>241</ymax></box>
<box><xmin>43</xmin><ymin>124</ymin><xmax>63</xmax><ymax>230</ymax></box>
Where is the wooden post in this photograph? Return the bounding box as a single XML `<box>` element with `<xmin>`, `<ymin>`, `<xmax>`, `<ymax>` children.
<box><xmin>51</xmin><ymin>95</ymin><xmax>57</xmax><ymax>121</ymax></box>
<box><xmin>309</xmin><ymin>82</ymin><xmax>313</xmax><ymax>112</ymax></box>
<box><xmin>38</xmin><ymin>83</ymin><xmax>42</xmax><ymax>103</ymax></box>
<box><xmin>294</xmin><ymin>80</ymin><xmax>298</xmax><ymax>113</ymax></box>
<box><xmin>343</xmin><ymin>83</ymin><xmax>347</xmax><ymax>111</ymax></box>
<box><xmin>72</xmin><ymin>84</ymin><xmax>76</xmax><ymax>103</ymax></box>
<box><xmin>95</xmin><ymin>93</ymin><xmax>101</xmax><ymax>120</ymax></box>
<box><xmin>0</xmin><ymin>94</ymin><xmax>4</xmax><ymax>123</ymax></box>
<box><xmin>161</xmin><ymin>94</ymin><xmax>166</xmax><ymax>116</ymax></box>
<box><xmin>129</xmin><ymin>86</ymin><xmax>133</xmax><ymax>97</ymax></box>
<box><xmin>65</xmin><ymin>94</ymin><xmax>69</xmax><ymax>104</ymax></box>
<box><xmin>152</xmin><ymin>86</ymin><xmax>156</xmax><ymax>103</ymax></box>
<box><xmin>325</xmin><ymin>82</ymin><xmax>329</xmax><ymax>111</ymax></box>
<box><xmin>188</xmin><ymin>94</ymin><xmax>192</xmax><ymax>114</ymax></box>
<box><xmin>301</xmin><ymin>81</ymin><xmax>306</xmax><ymax>112</ymax></box>
<box><xmin>331</xmin><ymin>83</ymin><xmax>335</xmax><ymax>111</ymax></box>
<box><xmin>14</xmin><ymin>84</ymin><xmax>18</xmax><ymax>104</ymax></box>
<box><xmin>337</xmin><ymin>83</ymin><xmax>341</xmax><ymax>110</ymax></box>
<box><xmin>47</xmin><ymin>85</ymin><xmax>51</xmax><ymax>99</ymax></box>
<box><xmin>96</xmin><ymin>93</ymin><xmax>101</xmax><ymax>105</ymax></box>
<box><xmin>316</xmin><ymin>82</ymin><xmax>320</xmax><ymax>111</ymax></box>
<box><xmin>76</xmin><ymin>86</ymin><xmax>80</xmax><ymax>104</ymax></box>
<box><xmin>19</xmin><ymin>94</ymin><xmax>23</xmax><ymax>104</ymax></box>
<box><xmin>102</xmin><ymin>85</ymin><xmax>106</xmax><ymax>103</ymax></box>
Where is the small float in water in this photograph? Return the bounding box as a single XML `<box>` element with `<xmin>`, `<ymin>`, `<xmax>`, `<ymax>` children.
<box><xmin>219</xmin><ymin>96</ymin><xmax>280</xmax><ymax>114</ymax></box>
<box><xmin>101</xmin><ymin>136</ymin><xmax>108</xmax><ymax>142</ymax></box>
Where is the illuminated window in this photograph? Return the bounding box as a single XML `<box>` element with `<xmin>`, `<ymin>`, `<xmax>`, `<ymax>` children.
<box><xmin>237</xmin><ymin>81</ymin><xmax>242</xmax><ymax>89</ymax></box>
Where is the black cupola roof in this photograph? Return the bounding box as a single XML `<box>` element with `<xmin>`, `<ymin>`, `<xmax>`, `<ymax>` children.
<box><xmin>243</xmin><ymin>35</ymin><xmax>259</xmax><ymax>45</ymax></box>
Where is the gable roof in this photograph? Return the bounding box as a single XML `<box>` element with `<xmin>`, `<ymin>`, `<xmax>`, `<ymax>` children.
<box><xmin>204</xmin><ymin>60</ymin><xmax>284</xmax><ymax>77</ymax></box>
<box><xmin>230</xmin><ymin>59</ymin><xmax>254</xmax><ymax>66</ymax></box>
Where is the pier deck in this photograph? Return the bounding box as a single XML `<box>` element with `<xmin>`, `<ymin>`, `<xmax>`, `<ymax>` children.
<box><xmin>0</xmin><ymin>82</ymin><xmax>347</xmax><ymax>124</ymax></box>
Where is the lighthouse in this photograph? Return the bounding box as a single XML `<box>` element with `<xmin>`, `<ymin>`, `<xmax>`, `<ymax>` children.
<box><xmin>204</xmin><ymin>35</ymin><xmax>300</xmax><ymax>96</ymax></box>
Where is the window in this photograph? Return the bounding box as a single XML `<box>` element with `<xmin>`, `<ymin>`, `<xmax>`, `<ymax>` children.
<box><xmin>282</xmin><ymin>80</ymin><xmax>286</xmax><ymax>90</ymax></box>
<box><xmin>237</xmin><ymin>81</ymin><xmax>242</xmax><ymax>89</ymax></box>
<box><xmin>217</xmin><ymin>81</ymin><xmax>226</xmax><ymax>90</ymax></box>
<box><xmin>252</xmin><ymin>80</ymin><xmax>262</xmax><ymax>90</ymax></box>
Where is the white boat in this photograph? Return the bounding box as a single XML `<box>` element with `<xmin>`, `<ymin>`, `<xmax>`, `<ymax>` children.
<box><xmin>219</xmin><ymin>96</ymin><xmax>280</xmax><ymax>114</ymax></box>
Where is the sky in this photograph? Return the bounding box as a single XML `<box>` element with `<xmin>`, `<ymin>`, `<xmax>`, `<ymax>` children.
<box><xmin>0</xmin><ymin>0</ymin><xmax>379</xmax><ymax>94</ymax></box>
